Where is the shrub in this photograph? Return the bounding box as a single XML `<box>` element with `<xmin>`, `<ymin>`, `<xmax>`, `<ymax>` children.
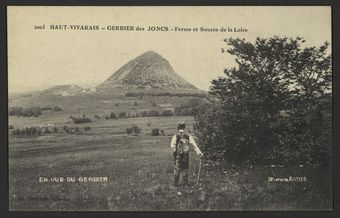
<box><xmin>12</xmin><ymin>129</ymin><xmax>20</xmax><ymax>136</ymax></box>
<box><xmin>126</xmin><ymin>125</ymin><xmax>141</xmax><ymax>136</ymax></box>
<box><xmin>161</xmin><ymin>110</ymin><xmax>173</xmax><ymax>116</ymax></box>
<box><xmin>70</xmin><ymin>116</ymin><xmax>92</xmax><ymax>124</ymax></box>
<box><xmin>140</xmin><ymin>111</ymin><xmax>148</xmax><ymax>117</ymax></box>
<box><xmin>151</xmin><ymin>128</ymin><xmax>165</xmax><ymax>136</ymax></box>
<box><xmin>32</xmin><ymin>127</ymin><xmax>38</xmax><ymax>135</ymax></box>
<box><xmin>84</xmin><ymin>126</ymin><xmax>91</xmax><ymax>131</ymax></box>
<box><xmin>11</xmin><ymin>126</ymin><xmax>43</xmax><ymax>137</ymax></box>
<box><xmin>9</xmin><ymin>125</ymin><xmax>14</xmax><ymax>130</ymax></box>
<box><xmin>41</xmin><ymin>106</ymin><xmax>53</xmax><ymax>111</ymax></box>
<box><xmin>9</xmin><ymin>107</ymin><xmax>23</xmax><ymax>116</ymax></box>
<box><xmin>9</xmin><ymin>106</ymin><xmax>42</xmax><ymax>117</ymax></box>
<box><xmin>147</xmin><ymin>110</ymin><xmax>159</xmax><ymax>117</ymax></box>
<box><xmin>53</xmin><ymin>106</ymin><xmax>63</xmax><ymax>111</ymax></box>
<box><xmin>110</xmin><ymin>112</ymin><xmax>117</xmax><ymax>119</ymax></box>
<box><xmin>119</xmin><ymin>112</ymin><xmax>127</xmax><ymax>119</ymax></box>
<box><xmin>125</xmin><ymin>92</ymin><xmax>207</xmax><ymax>98</ymax></box>
<box><xmin>174</xmin><ymin>98</ymin><xmax>207</xmax><ymax>116</ymax></box>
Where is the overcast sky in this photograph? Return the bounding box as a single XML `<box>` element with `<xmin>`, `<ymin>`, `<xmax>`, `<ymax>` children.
<box><xmin>8</xmin><ymin>6</ymin><xmax>331</xmax><ymax>93</ymax></box>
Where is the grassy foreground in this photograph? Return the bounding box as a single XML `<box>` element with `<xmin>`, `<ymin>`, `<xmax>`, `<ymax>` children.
<box><xmin>9</xmin><ymin>116</ymin><xmax>332</xmax><ymax>211</ymax></box>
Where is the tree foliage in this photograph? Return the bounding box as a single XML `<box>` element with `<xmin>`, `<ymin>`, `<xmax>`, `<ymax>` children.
<box><xmin>9</xmin><ymin>106</ymin><xmax>42</xmax><ymax>117</ymax></box>
<box><xmin>194</xmin><ymin>37</ymin><xmax>331</xmax><ymax>166</ymax></box>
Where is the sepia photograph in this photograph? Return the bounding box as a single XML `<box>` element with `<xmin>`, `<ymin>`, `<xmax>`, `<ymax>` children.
<box><xmin>7</xmin><ymin>6</ymin><xmax>332</xmax><ymax>211</ymax></box>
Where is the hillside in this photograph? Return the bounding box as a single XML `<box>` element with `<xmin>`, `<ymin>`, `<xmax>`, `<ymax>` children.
<box><xmin>96</xmin><ymin>51</ymin><xmax>198</xmax><ymax>91</ymax></box>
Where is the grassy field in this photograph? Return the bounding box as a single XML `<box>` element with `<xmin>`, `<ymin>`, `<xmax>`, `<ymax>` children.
<box><xmin>9</xmin><ymin>116</ymin><xmax>332</xmax><ymax>211</ymax></box>
<box><xmin>9</xmin><ymin>92</ymin><xmax>203</xmax><ymax>115</ymax></box>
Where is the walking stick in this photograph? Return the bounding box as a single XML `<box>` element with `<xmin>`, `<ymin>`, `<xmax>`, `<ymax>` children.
<box><xmin>196</xmin><ymin>158</ymin><xmax>203</xmax><ymax>186</ymax></box>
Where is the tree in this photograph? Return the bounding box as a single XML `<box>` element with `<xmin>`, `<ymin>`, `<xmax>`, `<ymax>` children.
<box><xmin>194</xmin><ymin>37</ymin><xmax>331</xmax><ymax>166</ymax></box>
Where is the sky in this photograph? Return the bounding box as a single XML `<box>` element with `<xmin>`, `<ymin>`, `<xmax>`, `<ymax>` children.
<box><xmin>8</xmin><ymin>6</ymin><xmax>331</xmax><ymax>93</ymax></box>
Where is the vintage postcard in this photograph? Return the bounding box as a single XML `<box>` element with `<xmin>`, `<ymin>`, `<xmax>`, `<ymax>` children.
<box><xmin>7</xmin><ymin>6</ymin><xmax>332</xmax><ymax>211</ymax></box>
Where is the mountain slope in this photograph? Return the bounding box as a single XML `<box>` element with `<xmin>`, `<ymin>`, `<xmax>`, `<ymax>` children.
<box><xmin>41</xmin><ymin>84</ymin><xmax>84</xmax><ymax>96</ymax></box>
<box><xmin>96</xmin><ymin>51</ymin><xmax>197</xmax><ymax>91</ymax></box>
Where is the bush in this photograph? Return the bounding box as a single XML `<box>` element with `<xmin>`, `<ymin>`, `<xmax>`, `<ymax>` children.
<box><xmin>53</xmin><ymin>106</ymin><xmax>63</xmax><ymax>111</ymax></box>
<box><xmin>11</xmin><ymin>126</ymin><xmax>48</xmax><ymax>137</ymax></box>
<box><xmin>9</xmin><ymin>125</ymin><xmax>14</xmax><ymax>130</ymax></box>
<box><xmin>9</xmin><ymin>107</ymin><xmax>23</xmax><ymax>116</ymax></box>
<box><xmin>70</xmin><ymin>116</ymin><xmax>92</xmax><ymax>124</ymax></box>
<box><xmin>147</xmin><ymin>110</ymin><xmax>159</xmax><ymax>117</ymax></box>
<box><xmin>110</xmin><ymin>112</ymin><xmax>117</xmax><ymax>119</ymax></box>
<box><xmin>126</xmin><ymin>125</ymin><xmax>141</xmax><ymax>136</ymax></box>
<box><xmin>12</xmin><ymin>129</ymin><xmax>20</xmax><ymax>136</ymax></box>
<box><xmin>41</xmin><ymin>106</ymin><xmax>53</xmax><ymax>111</ymax></box>
<box><xmin>119</xmin><ymin>112</ymin><xmax>127</xmax><ymax>119</ymax></box>
<box><xmin>9</xmin><ymin>106</ymin><xmax>42</xmax><ymax>117</ymax></box>
<box><xmin>174</xmin><ymin>98</ymin><xmax>207</xmax><ymax>116</ymax></box>
<box><xmin>140</xmin><ymin>111</ymin><xmax>148</xmax><ymax>117</ymax></box>
<box><xmin>161</xmin><ymin>110</ymin><xmax>173</xmax><ymax>116</ymax></box>
<box><xmin>151</xmin><ymin>128</ymin><xmax>165</xmax><ymax>136</ymax></box>
<box><xmin>84</xmin><ymin>126</ymin><xmax>91</xmax><ymax>131</ymax></box>
<box><xmin>32</xmin><ymin>127</ymin><xmax>38</xmax><ymax>135</ymax></box>
<box><xmin>125</xmin><ymin>92</ymin><xmax>207</xmax><ymax>98</ymax></box>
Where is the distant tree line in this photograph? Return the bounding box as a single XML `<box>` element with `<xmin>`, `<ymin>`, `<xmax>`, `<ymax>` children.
<box><xmin>9</xmin><ymin>106</ymin><xmax>63</xmax><ymax>117</ymax></box>
<box><xmin>174</xmin><ymin>98</ymin><xmax>208</xmax><ymax>116</ymax></box>
<box><xmin>194</xmin><ymin>37</ymin><xmax>332</xmax><ymax>167</ymax></box>
<box><xmin>9</xmin><ymin>106</ymin><xmax>42</xmax><ymax>117</ymax></box>
<box><xmin>125</xmin><ymin>125</ymin><xmax>165</xmax><ymax>136</ymax></box>
<box><xmin>63</xmin><ymin>125</ymin><xmax>91</xmax><ymax>134</ymax></box>
<box><xmin>69</xmin><ymin>116</ymin><xmax>92</xmax><ymax>124</ymax></box>
<box><xmin>11</xmin><ymin>125</ymin><xmax>93</xmax><ymax>137</ymax></box>
<box><xmin>104</xmin><ymin>110</ymin><xmax>175</xmax><ymax>119</ymax></box>
<box><xmin>125</xmin><ymin>92</ymin><xmax>207</xmax><ymax>98</ymax></box>
<box><xmin>11</xmin><ymin>126</ymin><xmax>58</xmax><ymax>136</ymax></box>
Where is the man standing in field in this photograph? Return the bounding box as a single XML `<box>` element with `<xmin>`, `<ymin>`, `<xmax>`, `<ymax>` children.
<box><xmin>170</xmin><ymin>121</ymin><xmax>203</xmax><ymax>188</ymax></box>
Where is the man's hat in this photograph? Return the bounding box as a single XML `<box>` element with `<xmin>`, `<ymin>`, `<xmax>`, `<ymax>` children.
<box><xmin>178</xmin><ymin>121</ymin><xmax>186</xmax><ymax>130</ymax></box>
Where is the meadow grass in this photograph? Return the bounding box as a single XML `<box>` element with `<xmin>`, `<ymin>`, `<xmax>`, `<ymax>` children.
<box><xmin>9</xmin><ymin>116</ymin><xmax>332</xmax><ymax>211</ymax></box>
